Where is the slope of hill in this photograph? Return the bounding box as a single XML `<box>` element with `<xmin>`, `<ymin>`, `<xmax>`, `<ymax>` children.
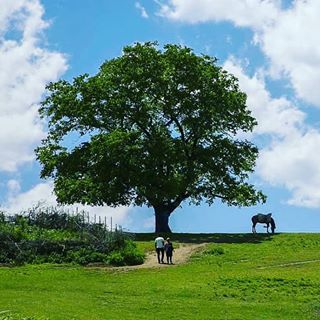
<box><xmin>1</xmin><ymin>233</ymin><xmax>320</xmax><ymax>319</ymax></box>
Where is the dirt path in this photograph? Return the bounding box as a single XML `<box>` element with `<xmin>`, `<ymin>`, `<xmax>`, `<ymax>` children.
<box><xmin>114</xmin><ymin>243</ymin><xmax>207</xmax><ymax>271</ymax></box>
<box><xmin>258</xmin><ymin>259</ymin><xmax>320</xmax><ymax>269</ymax></box>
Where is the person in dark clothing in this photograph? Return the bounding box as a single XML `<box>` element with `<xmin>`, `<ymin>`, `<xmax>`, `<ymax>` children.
<box><xmin>164</xmin><ymin>238</ymin><xmax>174</xmax><ymax>264</ymax></box>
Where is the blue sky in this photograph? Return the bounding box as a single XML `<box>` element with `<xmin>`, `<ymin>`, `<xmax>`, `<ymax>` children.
<box><xmin>1</xmin><ymin>0</ymin><xmax>320</xmax><ymax>233</ymax></box>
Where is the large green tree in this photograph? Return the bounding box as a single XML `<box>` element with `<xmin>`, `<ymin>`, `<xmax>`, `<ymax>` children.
<box><xmin>36</xmin><ymin>42</ymin><xmax>266</xmax><ymax>233</ymax></box>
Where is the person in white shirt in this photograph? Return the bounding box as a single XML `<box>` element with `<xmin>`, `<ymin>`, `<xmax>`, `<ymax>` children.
<box><xmin>154</xmin><ymin>236</ymin><xmax>165</xmax><ymax>263</ymax></box>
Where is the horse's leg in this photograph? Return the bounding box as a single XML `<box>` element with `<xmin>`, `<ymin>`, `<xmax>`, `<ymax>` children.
<box><xmin>266</xmin><ymin>223</ymin><xmax>270</xmax><ymax>233</ymax></box>
<box><xmin>252</xmin><ymin>222</ymin><xmax>256</xmax><ymax>233</ymax></box>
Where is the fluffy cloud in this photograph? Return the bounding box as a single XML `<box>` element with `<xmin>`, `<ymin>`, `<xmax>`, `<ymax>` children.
<box><xmin>157</xmin><ymin>0</ymin><xmax>280</xmax><ymax>28</ymax></box>
<box><xmin>0</xmin><ymin>1</ymin><xmax>134</xmax><ymax>226</ymax></box>
<box><xmin>4</xmin><ymin>181</ymin><xmax>132</xmax><ymax>227</ymax></box>
<box><xmin>224</xmin><ymin>59</ymin><xmax>320</xmax><ymax>208</ymax></box>
<box><xmin>257</xmin><ymin>0</ymin><xmax>320</xmax><ymax>105</ymax></box>
<box><xmin>223</xmin><ymin>59</ymin><xmax>305</xmax><ymax>137</ymax></box>
<box><xmin>158</xmin><ymin>0</ymin><xmax>320</xmax><ymax>207</ymax></box>
<box><xmin>158</xmin><ymin>0</ymin><xmax>320</xmax><ymax>106</ymax></box>
<box><xmin>135</xmin><ymin>2</ymin><xmax>149</xmax><ymax>18</ymax></box>
<box><xmin>257</xmin><ymin>130</ymin><xmax>320</xmax><ymax>208</ymax></box>
<box><xmin>0</xmin><ymin>0</ymin><xmax>67</xmax><ymax>172</ymax></box>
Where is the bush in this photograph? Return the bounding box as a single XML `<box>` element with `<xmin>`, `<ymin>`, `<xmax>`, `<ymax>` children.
<box><xmin>121</xmin><ymin>241</ymin><xmax>145</xmax><ymax>265</ymax></box>
<box><xmin>66</xmin><ymin>249</ymin><xmax>109</xmax><ymax>265</ymax></box>
<box><xmin>204</xmin><ymin>247</ymin><xmax>225</xmax><ymax>255</ymax></box>
<box><xmin>107</xmin><ymin>252</ymin><xmax>125</xmax><ymax>266</ymax></box>
<box><xmin>107</xmin><ymin>242</ymin><xmax>145</xmax><ymax>266</ymax></box>
<box><xmin>0</xmin><ymin>207</ymin><xmax>144</xmax><ymax>266</ymax></box>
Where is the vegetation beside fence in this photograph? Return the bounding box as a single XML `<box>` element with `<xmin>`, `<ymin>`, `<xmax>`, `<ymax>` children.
<box><xmin>0</xmin><ymin>206</ymin><xmax>144</xmax><ymax>266</ymax></box>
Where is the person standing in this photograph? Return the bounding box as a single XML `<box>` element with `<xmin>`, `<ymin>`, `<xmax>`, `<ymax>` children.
<box><xmin>164</xmin><ymin>237</ymin><xmax>174</xmax><ymax>264</ymax></box>
<box><xmin>154</xmin><ymin>235</ymin><xmax>165</xmax><ymax>263</ymax></box>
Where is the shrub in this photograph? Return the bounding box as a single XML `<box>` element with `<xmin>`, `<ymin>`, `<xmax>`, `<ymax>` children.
<box><xmin>121</xmin><ymin>250</ymin><xmax>144</xmax><ymax>266</ymax></box>
<box><xmin>107</xmin><ymin>242</ymin><xmax>145</xmax><ymax>266</ymax></box>
<box><xmin>107</xmin><ymin>252</ymin><xmax>125</xmax><ymax>266</ymax></box>
<box><xmin>66</xmin><ymin>249</ymin><xmax>109</xmax><ymax>265</ymax></box>
<box><xmin>121</xmin><ymin>241</ymin><xmax>144</xmax><ymax>265</ymax></box>
<box><xmin>0</xmin><ymin>207</ymin><xmax>145</xmax><ymax>266</ymax></box>
<box><xmin>204</xmin><ymin>247</ymin><xmax>225</xmax><ymax>255</ymax></box>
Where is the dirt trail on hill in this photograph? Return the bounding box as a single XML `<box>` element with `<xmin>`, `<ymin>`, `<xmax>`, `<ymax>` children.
<box><xmin>115</xmin><ymin>243</ymin><xmax>207</xmax><ymax>271</ymax></box>
<box><xmin>258</xmin><ymin>259</ymin><xmax>320</xmax><ymax>269</ymax></box>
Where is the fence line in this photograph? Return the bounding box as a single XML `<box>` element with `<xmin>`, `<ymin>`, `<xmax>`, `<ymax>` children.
<box><xmin>0</xmin><ymin>207</ymin><xmax>124</xmax><ymax>236</ymax></box>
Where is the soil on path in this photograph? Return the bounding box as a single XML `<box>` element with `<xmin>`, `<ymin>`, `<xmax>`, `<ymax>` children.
<box><xmin>113</xmin><ymin>243</ymin><xmax>207</xmax><ymax>271</ymax></box>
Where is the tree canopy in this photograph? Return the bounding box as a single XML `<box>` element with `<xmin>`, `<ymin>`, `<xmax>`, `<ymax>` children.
<box><xmin>36</xmin><ymin>42</ymin><xmax>266</xmax><ymax>232</ymax></box>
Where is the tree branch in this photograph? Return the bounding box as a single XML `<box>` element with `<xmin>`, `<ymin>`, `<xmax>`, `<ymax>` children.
<box><xmin>169</xmin><ymin>192</ymin><xmax>190</xmax><ymax>211</ymax></box>
<box><xmin>172</xmin><ymin>116</ymin><xmax>186</xmax><ymax>143</ymax></box>
<box><xmin>127</xmin><ymin>115</ymin><xmax>152</xmax><ymax>138</ymax></box>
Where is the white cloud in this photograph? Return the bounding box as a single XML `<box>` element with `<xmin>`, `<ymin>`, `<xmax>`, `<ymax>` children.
<box><xmin>223</xmin><ymin>58</ymin><xmax>305</xmax><ymax>137</ymax></box>
<box><xmin>257</xmin><ymin>130</ymin><xmax>320</xmax><ymax>208</ymax></box>
<box><xmin>3</xmin><ymin>181</ymin><xmax>132</xmax><ymax>227</ymax></box>
<box><xmin>258</xmin><ymin>0</ymin><xmax>320</xmax><ymax>105</ymax></box>
<box><xmin>158</xmin><ymin>0</ymin><xmax>320</xmax><ymax>208</ymax></box>
<box><xmin>0</xmin><ymin>1</ymin><xmax>26</xmax><ymax>33</ymax></box>
<box><xmin>135</xmin><ymin>2</ymin><xmax>149</xmax><ymax>18</ymax></box>
<box><xmin>157</xmin><ymin>0</ymin><xmax>280</xmax><ymax>28</ymax></box>
<box><xmin>224</xmin><ymin>59</ymin><xmax>320</xmax><ymax>208</ymax></box>
<box><xmin>0</xmin><ymin>1</ymin><xmax>139</xmax><ymax>229</ymax></box>
<box><xmin>7</xmin><ymin>179</ymin><xmax>21</xmax><ymax>195</ymax></box>
<box><xmin>158</xmin><ymin>0</ymin><xmax>320</xmax><ymax>106</ymax></box>
<box><xmin>0</xmin><ymin>0</ymin><xmax>67</xmax><ymax>172</ymax></box>
<box><xmin>4</xmin><ymin>182</ymin><xmax>55</xmax><ymax>212</ymax></box>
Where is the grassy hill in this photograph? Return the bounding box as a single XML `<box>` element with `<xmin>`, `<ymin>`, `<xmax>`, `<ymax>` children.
<box><xmin>1</xmin><ymin>233</ymin><xmax>320</xmax><ymax>319</ymax></box>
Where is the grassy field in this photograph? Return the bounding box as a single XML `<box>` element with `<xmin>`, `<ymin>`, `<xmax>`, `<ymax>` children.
<box><xmin>1</xmin><ymin>233</ymin><xmax>320</xmax><ymax>319</ymax></box>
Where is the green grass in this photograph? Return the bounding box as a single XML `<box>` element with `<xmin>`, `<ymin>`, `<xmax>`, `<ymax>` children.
<box><xmin>1</xmin><ymin>233</ymin><xmax>320</xmax><ymax>319</ymax></box>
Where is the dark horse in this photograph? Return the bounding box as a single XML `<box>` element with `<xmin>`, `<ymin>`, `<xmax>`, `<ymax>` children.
<box><xmin>252</xmin><ymin>213</ymin><xmax>276</xmax><ymax>234</ymax></box>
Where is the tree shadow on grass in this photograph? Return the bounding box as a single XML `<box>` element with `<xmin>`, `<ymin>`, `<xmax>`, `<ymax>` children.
<box><xmin>133</xmin><ymin>232</ymin><xmax>279</xmax><ymax>244</ymax></box>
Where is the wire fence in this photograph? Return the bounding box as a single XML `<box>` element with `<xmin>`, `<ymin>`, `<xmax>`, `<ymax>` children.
<box><xmin>0</xmin><ymin>205</ymin><xmax>141</xmax><ymax>265</ymax></box>
<box><xmin>0</xmin><ymin>204</ymin><xmax>131</xmax><ymax>240</ymax></box>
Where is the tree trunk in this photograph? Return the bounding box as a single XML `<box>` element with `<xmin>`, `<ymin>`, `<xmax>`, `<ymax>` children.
<box><xmin>154</xmin><ymin>206</ymin><xmax>172</xmax><ymax>233</ymax></box>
